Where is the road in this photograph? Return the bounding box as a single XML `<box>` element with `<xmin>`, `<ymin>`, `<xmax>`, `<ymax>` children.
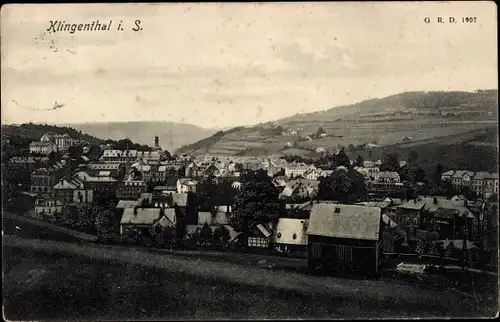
<box><xmin>3</xmin><ymin>235</ymin><xmax>497</xmax><ymax>320</ymax></box>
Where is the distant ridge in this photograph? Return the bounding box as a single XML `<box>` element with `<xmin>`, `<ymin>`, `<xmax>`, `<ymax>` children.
<box><xmin>176</xmin><ymin>90</ymin><xmax>498</xmax><ymax>157</ymax></box>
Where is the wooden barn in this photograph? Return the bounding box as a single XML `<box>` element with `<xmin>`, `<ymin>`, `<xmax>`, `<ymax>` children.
<box><xmin>307</xmin><ymin>203</ymin><xmax>383</xmax><ymax>275</ymax></box>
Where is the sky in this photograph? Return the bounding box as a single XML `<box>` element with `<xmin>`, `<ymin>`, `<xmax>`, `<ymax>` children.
<box><xmin>1</xmin><ymin>2</ymin><xmax>497</xmax><ymax>129</ymax></box>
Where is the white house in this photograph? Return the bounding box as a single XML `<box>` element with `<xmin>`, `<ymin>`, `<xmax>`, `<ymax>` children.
<box><xmin>30</xmin><ymin>141</ymin><xmax>57</xmax><ymax>155</ymax></box>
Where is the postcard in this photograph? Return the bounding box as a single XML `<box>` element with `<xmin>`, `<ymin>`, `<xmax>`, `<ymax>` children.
<box><xmin>1</xmin><ymin>2</ymin><xmax>498</xmax><ymax>320</ymax></box>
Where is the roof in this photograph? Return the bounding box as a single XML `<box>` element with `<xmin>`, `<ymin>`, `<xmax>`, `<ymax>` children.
<box><xmin>382</xmin><ymin>214</ymin><xmax>398</xmax><ymax>228</ymax></box>
<box><xmin>307</xmin><ymin>203</ymin><xmax>382</xmax><ymax>241</ymax></box>
<box><xmin>398</xmin><ymin>198</ymin><xmax>428</xmax><ymax>210</ymax></box>
<box><xmin>171</xmin><ymin>192</ymin><xmax>188</xmax><ymax>207</ymax></box>
<box><xmin>120</xmin><ymin>208</ymin><xmax>161</xmax><ymax>225</ymax></box>
<box><xmin>272</xmin><ymin>218</ymin><xmax>309</xmax><ymax>245</ymax></box>
<box><xmin>102</xmin><ymin>150</ymin><xmax>138</xmax><ymax>158</ymax></box>
<box><xmin>53</xmin><ymin>176</ymin><xmax>85</xmax><ymax>189</ymax></box>
<box><xmin>155</xmin><ymin>208</ymin><xmax>176</xmax><ymax>227</ymax></box>
<box><xmin>379</xmin><ymin>171</ymin><xmax>400</xmax><ymax>179</ymax></box>
<box><xmin>178</xmin><ymin>178</ymin><xmax>198</xmax><ymax>186</ymax></box>
<box><xmin>116</xmin><ymin>200</ymin><xmax>138</xmax><ymax>209</ymax></box>
<box><xmin>29</xmin><ymin>141</ymin><xmax>56</xmax><ymax>147</ymax></box>
<box><xmin>198</xmin><ymin>212</ymin><xmax>229</xmax><ymax>225</ymax></box>
<box><xmin>88</xmin><ymin>163</ymin><xmax>122</xmax><ymax>170</ymax></box>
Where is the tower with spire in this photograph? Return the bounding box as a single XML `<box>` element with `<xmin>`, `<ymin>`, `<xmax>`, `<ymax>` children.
<box><xmin>125</xmin><ymin>138</ymin><xmax>131</xmax><ymax>179</ymax></box>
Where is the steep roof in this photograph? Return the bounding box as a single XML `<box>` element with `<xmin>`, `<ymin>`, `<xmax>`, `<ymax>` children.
<box><xmin>307</xmin><ymin>203</ymin><xmax>382</xmax><ymax>241</ymax></box>
<box><xmin>120</xmin><ymin>208</ymin><xmax>161</xmax><ymax>225</ymax></box>
<box><xmin>53</xmin><ymin>176</ymin><xmax>85</xmax><ymax>189</ymax></box>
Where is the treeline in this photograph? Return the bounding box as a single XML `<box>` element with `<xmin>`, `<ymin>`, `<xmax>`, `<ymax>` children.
<box><xmin>2</xmin><ymin>123</ymin><xmax>103</xmax><ymax>144</ymax></box>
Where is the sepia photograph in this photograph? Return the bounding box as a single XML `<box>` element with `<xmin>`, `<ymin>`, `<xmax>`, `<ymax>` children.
<box><xmin>1</xmin><ymin>2</ymin><xmax>498</xmax><ymax>320</ymax></box>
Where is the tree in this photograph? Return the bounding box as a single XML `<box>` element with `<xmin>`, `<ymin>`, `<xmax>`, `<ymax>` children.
<box><xmin>316</xmin><ymin>127</ymin><xmax>326</xmax><ymax>138</ymax></box>
<box><xmin>355</xmin><ymin>155</ymin><xmax>364</xmax><ymax>167</ymax></box>
<box><xmin>198</xmin><ymin>175</ymin><xmax>219</xmax><ymax>212</ymax></box>
<box><xmin>434</xmin><ymin>163</ymin><xmax>444</xmax><ymax>185</ymax></box>
<box><xmin>413</xmin><ymin>168</ymin><xmax>426</xmax><ymax>183</ymax></box>
<box><xmin>380</xmin><ymin>153</ymin><xmax>400</xmax><ymax>172</ymax></box>
<box><xmin>94</xmin><ymin>208</ymin><xmax>117</xmax><ymax>242</ymax></box>
<box><xmin>61</xmin><ymin>204</ymin><xmax>80</xmax><ymax>227</ymax></box>
<box><xmin>228</xmin><ymin>169</ymin><xmax>282</xmax><ymax>248</ymax></box>
<box><xmin>346</xmin><ymin>169</ymin><xmax>367</xmax><ymax>203</ymax></box>
<box><xmin>408</xmin><ymin>150</ymin><xmax>419</xmax><ymax>165</ymax></box>
<box><xmin>200</xmin><ymin>222</ymin><xmax>213</xmax><ymax>245</ymax></box>
<box><xmin>336</xmin><ymin>147</ymin><xmax>351</xmax><ymax>168</ymax></box>
<box><xmin>317</xmin><ymin>169</ymin><xmax>353</xmax><ymax>203</ymax></box>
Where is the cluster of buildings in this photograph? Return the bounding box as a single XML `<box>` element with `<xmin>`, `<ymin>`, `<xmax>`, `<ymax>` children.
<box><xmin>441</xmin><ymin>170</ymin><xmax>499</xmax><ymax>198</ymax></box>
<box><xmin>9</xmin><ymin>132</ymin><xmax>498</xmax><ymax>275</ymax></box>
<box><xmin>29</xmin><ymin>132</ymin><xmax>77</xmax><ymax>155</ymax></box>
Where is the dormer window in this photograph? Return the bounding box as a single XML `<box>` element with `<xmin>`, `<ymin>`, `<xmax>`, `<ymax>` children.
<box><xmin>334</xmin><ymin>208</ymin><xmax>340</xmax><ymax>213</ymax></box>
<box><xmin>293</xmin><ymin>233</ymin><xmax>297</xmax><ymax>240</ymax></box>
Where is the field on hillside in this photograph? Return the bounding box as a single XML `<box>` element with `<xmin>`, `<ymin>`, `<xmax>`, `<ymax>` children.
<box><xmin>188</xmin><ymin>119</ymin><xmax>496</xmax><ymax>158</ymax></box>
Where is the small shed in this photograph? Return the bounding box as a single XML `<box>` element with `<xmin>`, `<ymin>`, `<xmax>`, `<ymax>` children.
<box><xmin>307</xmin><ymin>203</ymin><xmax>383</xmax><ymax>275</ymax></box>
<box><xmin>272</xmin><ymin>218</ymin><xmax>309</xmax><ymax>255</ymax></box>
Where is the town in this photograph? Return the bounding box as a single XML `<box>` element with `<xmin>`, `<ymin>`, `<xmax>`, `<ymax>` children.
<box><xmin>3</xmin><ymin>130</ymin><xmax>498</xmax><ymax>277</ymax></box>
<box><xmin>2</xmin><ymin>2</ymin><xmax>498</xmax><ymax>320</ymax></box>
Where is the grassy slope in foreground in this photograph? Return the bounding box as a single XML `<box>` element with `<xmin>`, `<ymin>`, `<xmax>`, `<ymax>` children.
<box><xmin>3</xmin><ymin>237</ymin><xmax>497</xmax><ymax>320</ymax></box>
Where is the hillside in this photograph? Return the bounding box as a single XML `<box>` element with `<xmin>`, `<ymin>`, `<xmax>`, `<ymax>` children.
<box><xmin>65</xmin><ymin>121</ymin><xmax>217</xmax><ymax>154</ymax></box>
<box><xmin>2</xmin><ymin>123</ymin><xmax>104</xmax><ymax>144</ymax></box>
<box><xmin>176</xmin><ymin>90</ymin><xmax>498</xmax><ymax>158</ymax></box>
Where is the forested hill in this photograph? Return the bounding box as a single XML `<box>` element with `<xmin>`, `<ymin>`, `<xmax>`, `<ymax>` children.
<box><xmin>2</xmin><ymin>123</ymin><xmax>103</xmax><ymax>144</ymax></box>
<box><xmin>1</xmin><ymin>123</ymin><xmax>156</xmax><ymax>152</ymax></box>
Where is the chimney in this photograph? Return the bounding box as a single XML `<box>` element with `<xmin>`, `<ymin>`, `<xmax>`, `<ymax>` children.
<box><xmin>433</xmin><ymin>197</ymin><xmax>438</xmax><ymax>204</ymax></box>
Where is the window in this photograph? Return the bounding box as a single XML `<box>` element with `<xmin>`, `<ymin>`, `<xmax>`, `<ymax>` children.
<box><xmin>292</xmin><ymin>233</ymin><xmax>297</xmax><ymax>240</ymax></box>
<box><xmin>334</xmin><ymin>208</ymin><xmax>341</xmax><ymax>213</ymax></box>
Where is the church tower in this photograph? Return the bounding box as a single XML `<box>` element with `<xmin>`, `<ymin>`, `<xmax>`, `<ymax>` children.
<box><xmin>154</xmin><ymin>135</ymin><xmax>160</xmax><ymax>149</ymax></box>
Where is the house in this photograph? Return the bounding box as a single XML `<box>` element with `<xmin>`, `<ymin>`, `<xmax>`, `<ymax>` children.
<box><xmin>319</xmin><ymin>170</ymin><xmax>334</xmax><ymax>177</ymax></box>
<box><xmin>304</xmin><ymin>167</ymin><xmax>322</xmax><ymax>180</ymax></box>
<box><xmin>424</xmin><ymin>197</ymin><xmax>474</xmax><ymax>240</ymax></box>
<box><xmin>442</xmin><ymin>170</ymin><xmax>499</xmax><ymax>197</ymax></box>
<box><xmin>177</xmin><ymin>178</ymin><xmax>198</xmax><ymax>193</ymax></box>
<box><xmin>30</xmin><ymin>161</ymin><xmax>67</xmax><ymax>194</ymax></box>
<box><xmin>86</xmin><ymin>163</ymin><xmax>125</xmax><ymax>179</ymax></box>
<box><xmin>34</xmin><ymin>197</ymin><xmax>63</xmax><ymax>218</ymax></box>
<box><xmin>198</xmin><ymin>211</ymin><xmax>229</xmax><ymax>226</ymax></box>
<box><xmin>402</xmin><ymin>136</ymin><xmax>412</xmax><ymax>143</ymax></box>
<box><xmin>378</xmin><ymin>171</ymin><xmax>400</xmax><ymax>183</ymax></box>
<box><xmin>119</xmin><ymin>207</ymin><xmax>176</xmax><ymax>236</ymax></box>
<box><xmin>441</xmin><ymin>170</ymin><xmax>455</xmax><ymax>182</ymax></box>
<box><xmin>40</xmin><ymin>133</ymin><xmax>74</xmax><ymax>152</ymax></box>
<box><xmin>396</xmin><ymin>198</ymin><xmax>428</xmax><ymax>239</ymax></box>
<box><xmin>156</xmin><ymin>165</ymin><xmax>168</xmax><ymax>183</ymax></box>
<box><xmin>307</xmin><ymin>203</ymin><xmax>383</xmax><ymax>275</ymax></box>
<box><xmin>7</xmin><ymin>156</ymin><xmax>47</xmax><ymax>173</ymax></box>
<box><xmin>450</xmin><ymin>170</ymin><xmax>475</xmax><ymax>187</ymax></box>
<box><xmin>272</xmin><ymin>218</ymin><xmax>309</xmax><ymax>255</ymax></box>
<box><xmin>116</xmin><ymin>180</ymin><xmax>147</xmax><ymax>199</ymax></box>
<box><xmin>285</xmin><ymin>163</ymin><xmax>314</xmax><ymax>178</ymax></box>
<box><xmin>53</xmin><ymin>176</ymin><xmax>93</xmax><ymax>204</ymax></box>
<box><xmin>29</xmin><ymin>141</ymin><xmax>57</xmax><ymax>155</ymax></box>
<box><xmin>247</xmin><ymin>222</ymin><xmax>274</xmax><ymax>248</ymax></box>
